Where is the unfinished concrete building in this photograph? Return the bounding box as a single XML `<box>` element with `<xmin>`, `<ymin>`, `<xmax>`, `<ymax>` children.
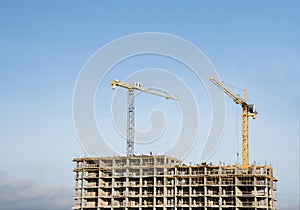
<box><xmin>72</xmin><ymin>155</ymin><xmax>277</xmax><ymax>210</ymax></box>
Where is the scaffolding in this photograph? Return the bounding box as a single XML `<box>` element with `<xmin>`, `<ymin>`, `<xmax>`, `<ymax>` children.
<box><xmin>72</xmin><ymin>155</ymin><xmax>277</xmax><ymax>210</ymax></box>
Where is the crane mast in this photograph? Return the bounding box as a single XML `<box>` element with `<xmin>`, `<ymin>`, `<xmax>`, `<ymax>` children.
<box><xmin>110</xmin><ymin>80</ymin><xmax>178</xmax><ymax>156</ymax></box>
<box><xmin>209</xmin><ymin>77</ymin><xmax>257</xmax><ymax>171</ymax></box>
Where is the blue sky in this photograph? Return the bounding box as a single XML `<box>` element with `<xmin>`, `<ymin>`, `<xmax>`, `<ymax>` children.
<box><xmin>0</xmin><ymin>0</ymin><xmax>299</xmax><ymax>209</ymax></box>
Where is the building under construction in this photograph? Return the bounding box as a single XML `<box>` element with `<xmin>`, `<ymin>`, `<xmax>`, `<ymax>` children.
<box><xmin>72</xmin><ymin>78</ymin><xmax>277</xmax><ymax>209</ymax></box>
<box><xmin>72</xmin><ymin>155</ymin><xmax>277</xmax><ymax>210</ymax></box>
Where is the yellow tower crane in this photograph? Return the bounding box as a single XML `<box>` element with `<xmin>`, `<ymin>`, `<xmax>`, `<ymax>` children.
<box><xmin>209</xmin><ymin>77</ymin><xmax>257</xmax><ymax>171</ymax></box>
<box><xmin>110</xmin><ymin>80</ymin><xmax>178</xmax><ymax>156</ymax></box>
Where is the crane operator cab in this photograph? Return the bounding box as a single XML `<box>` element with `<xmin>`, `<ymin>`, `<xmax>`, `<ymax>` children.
<box><xmin>248</xmin><ymin>104</ymin><xmax>257</xmax><ymax>119</ymax></box>
<box><xmin>134</xmin><ymin>82</ymin><xmax>142</xmax><ymax>89</ymax></box>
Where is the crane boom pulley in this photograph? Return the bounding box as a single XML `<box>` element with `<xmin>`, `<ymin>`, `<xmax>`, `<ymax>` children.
<box><xmin>209</xmin><ymin>77</ymin><xmax>257</xmax><ymax>171</ymax></box>
<box><xmin>110</xmin><ymin>79</ymin><xmax>178</xmax><ymax>156</ymax></box>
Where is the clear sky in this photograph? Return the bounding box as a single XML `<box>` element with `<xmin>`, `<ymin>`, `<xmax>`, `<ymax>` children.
<box><xmin>0</xmin><ymin>0</ymin><xmax>299</xmax><ymax>209</ymax></box>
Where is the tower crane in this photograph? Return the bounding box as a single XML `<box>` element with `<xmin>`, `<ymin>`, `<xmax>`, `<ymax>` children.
<box><xmin>209</xmin><ymin>76</ymin><xmax>257</xmax><ymax>171</ymax></box>
<box><xmin>110</xmin><ymin>80</ymin><xmax>178</xmax><ymax>156</ymax></box>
